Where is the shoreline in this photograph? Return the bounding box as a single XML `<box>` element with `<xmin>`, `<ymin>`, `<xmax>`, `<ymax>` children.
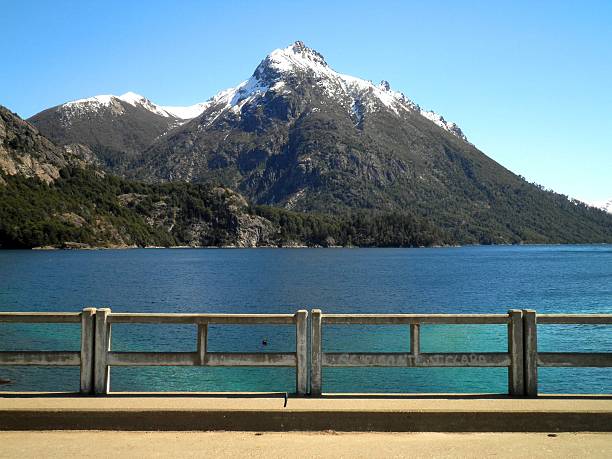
<box><xmin>19</xmin><ymin>242</ymin><xmax>612</xmax><ymax>251</ymax></box>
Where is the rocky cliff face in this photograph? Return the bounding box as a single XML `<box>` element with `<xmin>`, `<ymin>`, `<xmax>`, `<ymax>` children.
<box><xmin>0</xmin><ymin>106</ymin><xmax>96</xmax><ymax>185</ymax></box>
<box><xmin>116</xmin><ymin>185</ymin><xmax>278</xmax><ymax>248</ymax></box>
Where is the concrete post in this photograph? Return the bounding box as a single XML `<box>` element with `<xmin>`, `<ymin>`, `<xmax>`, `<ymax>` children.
<box><xmin>310</xmin><ymin>309</ymin><xmax>322</xmax><ymax>396</ymax></box>
<box><xmin>79</xmin><ymin>308</ymin><xmax>96</xmax><ymax>394</ymax></box>
<box><xmin>523</xmin><ymin>309</ymin><xmax>538</xmax><ymax>397</ymax></box>
<box><xmin>197</xmin><ymin>324</ymin><xmax>208</xmax><ymax>365</ymax></box>
<box><xmin>410</xmin><ymin>324</ymin><xmax>420</xmax><ymax>366</ymax></box>
<box><xmin>295</xmin><ymin>310</ymin><xmax>308</xmax><ymax>396</ymax></box>
<box><xmin>94</xmin><ymin>308</ymin><xmax>111</xmax><ymax>395</ymax></box>
<box><xmin>507</xmin><ymin>309</ymin><xmax>524</xmax><ymax>396</ymax></box>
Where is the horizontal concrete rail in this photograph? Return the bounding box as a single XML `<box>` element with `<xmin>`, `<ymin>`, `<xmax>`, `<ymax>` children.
<box><xmin>0</xmin><ymin>351</ymin><xmax>81</xmax><ymax>366</ymax></box>
<box><xmin>310</xmin><ymin>310</ymin><xmax>525</xmax><ymax>397</ymax></box>
<box><xmin>537</xmin><ymin>314</ymin><xmax>612</xmax><ymax>324</ymax></box>
<box><xmin>538</xmin><ymin>353</ymin><xmax>612</xmax><ymax>367</ymax></box>
<box><xmin>0</xmin><ymin>312</ymin><xmax>81</xmax><ymax>323</ymax></box>
<box><xmin>0</xmin><ymin>309</ymin><xmax>96</xmax><ymax>394</ymax></box>
<box><xmin>107</xmin><ymin>352</ymin><xmax>297</xmax><ymax>367</ymax></box>
<box><xmin>107</xmin><ymin>313</ymin><xmax>296</xmax><ymax>325</ymax></box>
<box><xmin>94</xmin><ymin>309</ymin><xmax>308</xmax><ymax>396</ymax></box>
<box><xmin>523</xmin><ymin>311</ymin><xmax>612</xmax><ymax>396</ymax></box>
<box><xmin>321</xmin><ymin>314</ymin><xmax>510</xmax><ymax>325</ymax></box>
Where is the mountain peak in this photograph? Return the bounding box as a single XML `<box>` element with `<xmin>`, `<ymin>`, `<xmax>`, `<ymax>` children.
<box><xmin>288</xmin><ymin>40</ymin><xmax>327</xmax><ymax>64</ymax></box>
<box><xmin>378</xmin><ymin>80</ymin><xmax>391</xmax><ymax>91</ymax></box>
<box><xmin>119</xmin><ymin>91</ymin><xmax>147</xmax><ymax>105</ymax></box>
<box><xmin>258</xmin><ymin>41</ymin><xmax>329</xmax><ymax>77</ymax></box>
<box><xmin>118</xmin><ymin>92</ymin><xmax>171</xmax><ymax>117</ymax></box>
<box><xmin>291</xmin><ymin>40</ymin><xmax>308</xmax><ymax>52</ymax></box>
<box><xmin>224</xmin><ymin>43</ymin><xmax>467</xmax><ymax>140</ymax></box>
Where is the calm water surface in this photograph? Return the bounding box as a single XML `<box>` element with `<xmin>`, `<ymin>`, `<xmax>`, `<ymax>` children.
<box><xmin>0</xmin><ymin>245</ymin><xmax>611</xmax><ymax>393</ymax></box>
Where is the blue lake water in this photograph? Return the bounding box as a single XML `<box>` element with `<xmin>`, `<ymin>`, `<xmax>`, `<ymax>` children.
<box><xmin>0</xmin><ymin>245</ymin><xmax>611</xmax><ymax>394</ymax></box>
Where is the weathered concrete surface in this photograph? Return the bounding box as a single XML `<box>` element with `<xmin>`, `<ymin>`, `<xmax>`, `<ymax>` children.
<box><xmin>0</xmin><ymin>395</ymin><xmax>611</xmax><ymax>432</ymax></box>
<box><xmin>0</xmin><ymin>431</ymin><xmax>611</xmax><ymax>458</ymax></box>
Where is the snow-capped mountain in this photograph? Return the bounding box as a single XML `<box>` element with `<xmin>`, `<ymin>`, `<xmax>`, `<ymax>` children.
<box><xmin>29</xmin><ymin>41</ymin><xmax>469</xmax><ymax>177</ymax></box>
<box><xmin>133</xmin><ymin>41</ymin><xmax>529</xmax><ymax>216</ymax></box>
<box><xmin>186</xmin><ymin>41</ymin><xmax>466</xmax><ymax>140</ymax></box>
<box><xmin>28</xmin><ymin>91</ymin><xmax>209</xmax><ymax>171</ymax></box>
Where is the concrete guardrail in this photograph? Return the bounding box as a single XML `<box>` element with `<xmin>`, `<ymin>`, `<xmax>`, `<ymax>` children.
<box><xmin>0</xmin><ymin>308</ymin><xmax>610</xmax><ymax>396</ymax></box>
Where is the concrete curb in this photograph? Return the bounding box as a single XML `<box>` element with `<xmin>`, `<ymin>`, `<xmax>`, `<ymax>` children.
<box><xmin>1</xmin><ymin>409</ymin><xmax>611</xmax><ymax>432</ymax></box>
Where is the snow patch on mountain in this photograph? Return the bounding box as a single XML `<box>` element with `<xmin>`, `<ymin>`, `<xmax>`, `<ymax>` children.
<box><xmin>419</xmin><ymin>110</ymin><xmax>467</xmax><ymax>141</ymax></box>
<box><xmin>229</xmin><ymin>78</ymin><xmax>270</xmax><ymax>112</ymax></box>
<box><xmin>60</xmin><ymin>92</ymin><xmax>208</xmax><ymax>122</ymax></box>
<box><xmin>119</xmin><ymin>92</ymin><xmax>170</xmax><ymax>117</ymax></box>
<box><xmin>193</xmin><ymin>76</ymin><xmax>285</xmax><ymax>127</ymax></box>
<box><xmin>62</xmin><ymin>95</ymin><xmax>118</xmax><ymax>113</ymax></box>
<box><xmin>161</xmin><ymin>103</ymin><xmax>210</xmax><ymax>120</ymax></box>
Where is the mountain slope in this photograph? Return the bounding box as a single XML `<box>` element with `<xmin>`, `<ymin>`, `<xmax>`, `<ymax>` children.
<box><xmin>0</xmin><ymin>105</ymin><xmax>96</xmax><ymax>185</ymax></box>
<box><xmin>28</xmin><ymin>92</ymin><xmax>207</xmax><ymax>172</ymax></box>
<box><xmin>0</xmin><ymin>105</ymin><xmax>275</xmax><ymax>248</ymax></box>
<box><xmin>133</xmin><ymin>41</ymin><xmax>612</xmax><ymax>244</ymax></box>
<box><xmin>3</xmin><ymin>105</ymin><xmax>448</xmax><ymax>248</ymax></box>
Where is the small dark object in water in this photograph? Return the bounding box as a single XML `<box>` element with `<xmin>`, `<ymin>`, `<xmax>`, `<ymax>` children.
<box><xmin>262</xmin><ymin>339</ymin><xmax>268</xmax><ymax>346</ymax></box>
<box><xmin>0</xmin><ymin>378</ymin><xmax>11</xmax><ymax>385</ymax></box>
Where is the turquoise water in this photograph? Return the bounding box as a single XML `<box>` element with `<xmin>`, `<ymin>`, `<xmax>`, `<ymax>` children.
<box><xmin>0</xmin><ymin>245</ymin><xmax>611</xmax><ymax>394</ymax></box>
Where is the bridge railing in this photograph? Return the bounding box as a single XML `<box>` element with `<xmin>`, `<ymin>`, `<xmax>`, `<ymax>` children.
<box><xmin>93</xmin><ymin>309</ymin><xmax>309</xmax><ymax>395</ymax></box>
<box><xmin>310</xmin><ymin>309</ymin><xmax>525</xmax><ymax>396</ymax></box>
<box><xmin>1</xmin><ymin>308</ymin><xmax>610</xmax><ymax>396</ymax></box>
<box><xmin>523</xmin><ymin>310</ymin><xmax>612</xmax><ymax>396</ymax></box>
<box><xmin>0</xmin><ymin>309</ymin><xmax>95</xmax><ymax>393</ymax></box>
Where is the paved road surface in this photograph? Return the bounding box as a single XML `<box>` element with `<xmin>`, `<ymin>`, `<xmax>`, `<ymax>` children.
<box><xmin>0</xmin><ymin>431</ymin><xmax>610</xmax><ymax>458</ymax></box>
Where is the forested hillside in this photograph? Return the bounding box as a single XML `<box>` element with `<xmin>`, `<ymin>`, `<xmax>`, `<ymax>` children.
<box><xmin>0</xmin><ymin>168</ymin><xmax>452</xmax><ymax>248</ymax></box>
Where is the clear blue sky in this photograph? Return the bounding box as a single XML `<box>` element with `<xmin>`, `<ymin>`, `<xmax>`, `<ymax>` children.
<box><xmin>2</xmin><ymin>0</ymin><xmax>610</xmax><ymax>203</ymax></box>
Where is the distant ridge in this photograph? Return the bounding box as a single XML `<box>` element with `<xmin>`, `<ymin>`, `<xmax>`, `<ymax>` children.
<box><xmin>59</xmin><ymin>91</ymin><xmax>208</xmax><ymax>120</ymax></box>
<box><xmin>28</xmin><ymin>92</ymin><xmax>207</xmax><ymax>172</ymax></box>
